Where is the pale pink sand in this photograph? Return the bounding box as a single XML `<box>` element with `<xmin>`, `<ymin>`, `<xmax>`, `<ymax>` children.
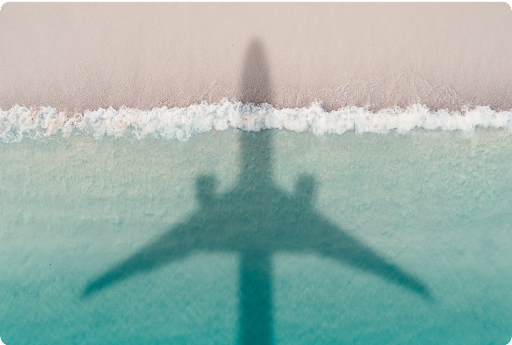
<box><xmin>0</xmin><ymin>3</ymin><xmax>511</xmax><ymax>113</ymax></box>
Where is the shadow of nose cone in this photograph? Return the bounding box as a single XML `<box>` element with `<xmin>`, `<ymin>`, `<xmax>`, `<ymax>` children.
<box><xmin>240</xmin><ymin>38</ymin><xmax>273</xmax><ymax>105</ymax></box>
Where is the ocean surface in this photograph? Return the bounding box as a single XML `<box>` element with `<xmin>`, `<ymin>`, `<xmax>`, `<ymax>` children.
<box><xmin>1</xmin><ymin>103</ymin><xmax>512</xmax><ymax>344</ymax></box>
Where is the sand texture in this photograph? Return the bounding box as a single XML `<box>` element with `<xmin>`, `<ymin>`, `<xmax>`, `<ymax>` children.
<box><xmin>0</xmin><ymin>2</ymin><xmax>511</xmax><ymax>112</ymax></box>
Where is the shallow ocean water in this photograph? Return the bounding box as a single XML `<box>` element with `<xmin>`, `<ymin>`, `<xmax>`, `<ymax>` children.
<box><xmin>1</xmin><ymin>128</ymin><xmax>511</xmax><ymax>344</ymax></box>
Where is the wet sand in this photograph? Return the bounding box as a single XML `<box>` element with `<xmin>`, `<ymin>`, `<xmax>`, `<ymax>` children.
<box><xmin>0</xmin><ymin>2</ymin><xmax>511</xmax><ymax>113</ymax></box>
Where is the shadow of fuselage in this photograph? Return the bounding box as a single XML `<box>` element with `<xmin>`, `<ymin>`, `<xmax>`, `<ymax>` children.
<box><xmin>83</xmin><ymin>39</ymin><xmax>432</xmax><ymax>345</ymax></box>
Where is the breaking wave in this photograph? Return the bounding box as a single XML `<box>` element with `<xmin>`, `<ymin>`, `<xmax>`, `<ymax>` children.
<box><xmin>1</xmin><ymin>100</ymin><xmax>512</xmax><ymax>143</ymax></box>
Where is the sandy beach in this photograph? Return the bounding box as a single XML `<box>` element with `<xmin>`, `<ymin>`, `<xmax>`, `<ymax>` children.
<box><xmin>0</xmin><ymin>2</ymin><xmax>511</xmax><ymax>113</ymax></box>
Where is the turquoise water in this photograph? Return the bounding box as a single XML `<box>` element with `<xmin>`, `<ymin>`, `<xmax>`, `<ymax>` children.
<box><xmin>1</xmin><ymin>128</ymin><xmax>511</xmax><ymax>344</ymax></box>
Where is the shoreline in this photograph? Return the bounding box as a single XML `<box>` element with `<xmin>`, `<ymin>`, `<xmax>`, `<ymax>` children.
<box><xmin>2</xmin><ymin>101</ymin><xmax>512</xmax><ymax>144</ymax></box>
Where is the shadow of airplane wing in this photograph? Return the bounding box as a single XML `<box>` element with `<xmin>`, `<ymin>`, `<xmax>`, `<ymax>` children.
<box><xmin>295</xmin><ymin>210</ymin><xmax>432</xmax><ymax>299</ymax></box>
<box><xmin>82</xmin><ymin>211</ymin><xmax>219</xmax><ymax>298</ymax></box>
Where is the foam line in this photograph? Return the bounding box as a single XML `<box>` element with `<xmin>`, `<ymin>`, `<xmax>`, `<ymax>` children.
<box><xmin>1</xmin><ymin>101</ymin><xmax>512</xmax><ymax>143</ymax></box>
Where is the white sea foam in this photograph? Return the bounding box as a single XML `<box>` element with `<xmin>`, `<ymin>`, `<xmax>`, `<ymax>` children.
<box><xmin>1</xmin><ymin>100</ymin><xmax>512</xmax><ymax>143</ymax></box>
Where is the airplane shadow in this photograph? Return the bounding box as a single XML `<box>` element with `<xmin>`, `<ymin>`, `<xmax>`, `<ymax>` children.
<box><xmin>82</xmin><ymin>39</ymin><xmax>432</xmax><ymax>345</ymax></box>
